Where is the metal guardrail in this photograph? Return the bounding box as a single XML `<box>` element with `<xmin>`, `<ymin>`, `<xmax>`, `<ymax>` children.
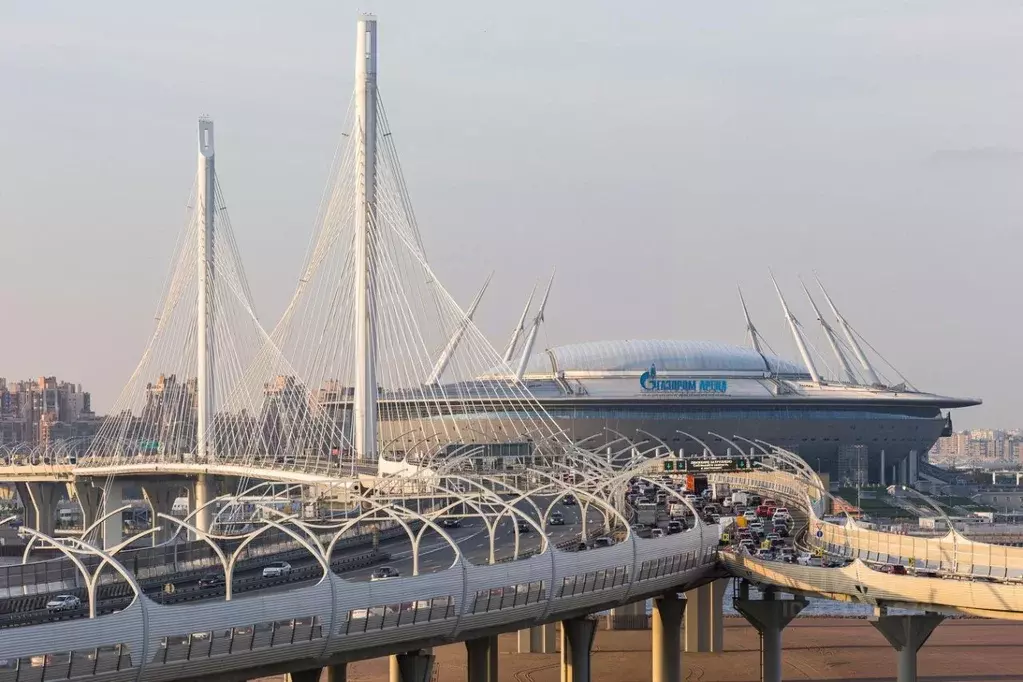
<box><xmin>0</xmin><ymin>549</ymin><xmax>389</xmax><ymax>629</ymax></box>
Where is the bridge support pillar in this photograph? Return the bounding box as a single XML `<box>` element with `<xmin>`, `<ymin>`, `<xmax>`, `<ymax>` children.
<box><xmin>325</xmin><ymin>664</ymin><xmax>346</xmax><ymax>682</ymax></box>
<box><xmin>734</xmin><ymin>586</ymin><xmax>807</xmax><ymax>682</ymax></box>
<box><xmin>101</xmin><ymin>479</ymin><xmax>125</xmax><ymax>549</ymax></box>
<box><xmin>518</xmin><ymin>624</ymin><xmax>556</xmax><ymax>653</ymax></box>
<box><xmin>869</xmin><ymin>611</ymin><xmax>944</xmax><ymax>682</ymax></box>
<box><xmin>287</xmin><ymin>669</ymin><xmax>323</xmax><ymax>682</ymax></box>
<box><xmin>466</xmin><ymin>635</ymin><xmax>498</xmax><ymax>682</ymax></box>
<box><xmin>140</xmin><ymin>481</ymin><xmax>180</xmax><ymax>544</ymax></box>
<box><xmin>17</xmin><ymin>481</ymin><xmax>60</xmax><ymax>536</ymax></box>
<box><xmin>610</xmin><ymin>599</ymin><xmax>648</xmax><ymax>629</ymax></box>
<box><xmin>684</xmin><ymin>583</ymin><xmax>711</xmax><ymax>652</ymax></box>
<box><xmin>191</xmin><ymin>474</ymin><xmax>212</xmax><ymax>538</ymax></box>
<box><xmin>389</xmin><ymin>649</ymin><xmax>434</xmax><ymax>682</ymax></box>
<box><xmin>709</xmin><ymin>578</ymin><xmax>727</xmax><ymax>651</ymax></box>
<box><xmin>560</xmin><ymin>616</ymin><xmax>597</xmax><ymax>682</ymax></box>
<box><xmin>652</xmin><ymin>591</ymin><xmax>685</xmax><ymax>682</ymax></box>
<box><xmin>72</xmin><ymin>481</ymin><xmax>103</xmax><ymax>538</ymax></box>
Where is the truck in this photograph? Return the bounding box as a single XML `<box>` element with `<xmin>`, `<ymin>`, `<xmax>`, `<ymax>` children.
<box><xmin>635</xmin><ymin>501</ymin><xmax>658</xmax><ymax>526</ymax></box>
<box><xmin>730</xmin><ymin>491</ymin><xmax>749</xmax><ymax>507</ymax></box>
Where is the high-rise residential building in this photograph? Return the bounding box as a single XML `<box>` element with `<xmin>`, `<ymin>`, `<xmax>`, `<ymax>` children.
<box><xmin>0</xmin><ymin>376</ymin><xmax>97</xmax><ymax>445</ymax></box>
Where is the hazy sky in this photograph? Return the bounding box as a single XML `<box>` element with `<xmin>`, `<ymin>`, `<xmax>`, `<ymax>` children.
<box><xmin>2</xmin><ymin>2</ymin><xmax>1021</xmax><ymax>429</ymax></box>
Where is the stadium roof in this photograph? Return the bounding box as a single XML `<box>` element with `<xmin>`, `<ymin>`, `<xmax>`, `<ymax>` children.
<box><xmin>520</xmin><ymin>339</ymin><xmax>809</xmax><ymax>377</ymax></box>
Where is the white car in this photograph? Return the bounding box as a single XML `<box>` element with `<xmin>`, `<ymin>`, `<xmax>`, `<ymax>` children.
<box><xmin>46</xmin><ymin>594</ymin><xmax>81</xmax><ymax>612</ymax></box>
<box><xmin>773</xmin><ymin>508</ymin><xmax>791</xmax><ymax>520</ymax></box>
<box><xmin>262</xmin><ymin>561</ymin><xmax>292</xmax><ymax>579</ymax></box>
<box><xmin>743</xmin><ymin>510</ymin><xmax>757</xmax><ymax>521</ymax></box>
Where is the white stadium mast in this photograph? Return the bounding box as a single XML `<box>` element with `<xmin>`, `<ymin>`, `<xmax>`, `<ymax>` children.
<box><xmin>816</xmin><ymin>275</ymin><xmax>882</xmax><ymax>386</ymax></box>
<box><xmin>503</xmin><ymin>281</ymin><xmax>537</xmax><ymax>365</ymax></box>
<box><xmin>771</xmin><ymin>273</ymin><xmax>821</xmax><ymax>385</ymax></box>
<box><xmin>354</xmin><ymin>14</ymin><xmax>379</xmax><ymax>459</ymax></box>
<box><xmin>737</xmin><ymin>285</ymin><xmax>764</xmax><ymax>355</ymax></box>
<box><xmin>515</xmin><ymin>270</ymin><xmax>555</xmax><ymax>381</ymax></box>
<box><xmin>801</xmin><ymin>279</ymin><xmax>858</xmax><ymax>384</ymax></box>
<box><xmin>426</xmin><ymin>272</ymin><xmax>493</xmax><ymax>384</ymax></box>
<box><xmin>196</xmin><ymin>118</ymin><xmax>216</xmax><ymax>460</ymax></box>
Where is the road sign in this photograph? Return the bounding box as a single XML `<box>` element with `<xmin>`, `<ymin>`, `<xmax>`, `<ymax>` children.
<box><xmin>163</xmin><ymin>583</ymin><xmax>175</xmax><ymax>594</ymax></box>
<box><xmin>663</xmin><ymin>460</ymin><xmax>675</xmax><ymax>472</ymax></box>
<box><xmin>816</xmin><ymin>530</ymin><xmax>823</xmax><ymax>539</ymax></box>
<box><xmin>680</xmin><ymin>458</ymin><xmax>749</xmax><ymax>473</ymax></box>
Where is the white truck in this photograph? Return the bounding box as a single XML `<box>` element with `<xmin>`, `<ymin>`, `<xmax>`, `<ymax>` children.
<box><xmin>635</xmin><ymin>501</ymin><xmax>658</xmax><ymax>526</ymax></box>
<box><xmin>730</xmin><ymin>491</ymin><xmax>749</xmax><ymax>507</ymax></box>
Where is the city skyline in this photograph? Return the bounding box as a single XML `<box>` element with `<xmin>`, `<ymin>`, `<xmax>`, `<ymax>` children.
<box><xmin>3</xmin><ymin>2</ymin><xmax>1021</xmax><ymax>428</ymax></box>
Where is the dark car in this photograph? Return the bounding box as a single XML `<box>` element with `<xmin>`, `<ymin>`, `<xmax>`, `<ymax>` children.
<box><xmin>198</xmin><ymin>574</ymin><xmax>224</xmax><ymax>589</ymax></box>
<box><xmin>549</xmin><ymin>513</ymin><xmax>565</xmax><ymax>526</ymax></box>
<box><xmin>881</xmin><ymin>563</ymin><xmax>907</xmax><ymax>575</ymax></box>
<box><xmin>517</xmin><ymin>520</ymin><xmax>531</xmax><ymax>533</ymax></box>
<box><xmin>441</xmin><ymin>518</ymin><xmax>461</xmax><ymax>528</ymax></box>
<box><xmin>562</xmin><ymin>495</ymin><xmax>577</xmax><ymax>506</ymax></box>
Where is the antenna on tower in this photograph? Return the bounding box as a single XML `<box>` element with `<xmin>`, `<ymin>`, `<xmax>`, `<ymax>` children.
<box><xmin>815</xmin><ymin>274</ymin><xmax>882</xmax><ymax>386</ymax></box>
<box><xmin>800</xmin><ymin>278</ymin><xmax>858</xmax><ymax>384</ymax></box>
<box><xmin>771</xmin><ymin>271</ymin><xmax>821</xmax><ymax>385</ymax></box>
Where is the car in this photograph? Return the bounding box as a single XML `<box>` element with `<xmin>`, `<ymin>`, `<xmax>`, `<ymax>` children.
<box><xmin>773</xmin><ymin>508</ymin><xmax>791</xmax><ymax>520</ymax></box>
<box><xmin>649</xmin><ymin>528</ymin><xmax>665</xmax><ymax>539</ymax></box>
<box><xmin>262</xmin><ymin>561</ymin><xmax>292</xmax><ymax>579</ymax></box>
<box><xmin>197</xmin><ymin>574</ymin><xmax>224</xmax><ymax>589</ymax></box>
<box><xmin>576</xmin><ymin>542</ymin><xmax>588</xmax><ymax>552</ymax></box>
<box><xmin>562</xmin><ymin>494</ymin><xmax>577</xmax><ymax>506</ymax></box>
<box><xmin>779</xmin><ymin>548</ymin><xmax>796</xmax><ymax>563</ymax></box>
<box><xmin>593</xmin><ymin>536</ymin><xmax>615</xmax><ymax>547</ymax></box>
<box><xmin>743</xmin><ymin>510</ymin><xmax>757</xmax><ymax>521</ymax></box>
<box><xmin>46</xmin><ymin>594</ymin><xmax>81</xmax><ymax>612</ymax></box>
<box><xmin>517</xmin><ymin>520</ymin><xmax>532</xmax><ymax>533</ymax></box>
<box><xmin>754</xmin><ymin>548</ymin><xmax>774</xmax><ymax>560</ymax></box>
<box><xmin>881</xmin><ymin>564</ymin><xmax>907</xmax><ymax>575</ymax></box>
<box><xmin>666</xmin><ymin>521</ymin><xmax>683</xmax><ymax>535</ymax></box>
<box><xmin>371</xmin><ymin>566</ymin><xmax>400</xmax><ymax>581</ymax></box>
<box><xmin>441</xmin><ymin>518</ymin><xmax>462</xmax><ymax>528</ymax></box>
<box><xmin>549</xmin><ymin>513</ymin><xmax>565</xmax><ymax>526</ymax></box>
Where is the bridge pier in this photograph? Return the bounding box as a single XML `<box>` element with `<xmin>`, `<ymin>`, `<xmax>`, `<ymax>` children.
<box><xmin>16</xmin><ymin>481</ymin><xmax>61</xmax><ymax>536</ymax></box>
<box><xmin>733</xmin><ymin>584</ymin><xmax>807</xmax><ymax>682</ymax></box>
<box><xmin>140</xmin><ymin>480</ymin><xmax>180</xmax><ymax>544</ymax></box>
<box><xmin>609</xmin><ymin>599</ymin><xmax>648</xmax><ymax>629</ymax></box>
<box><xmin>684</xmin><ymin>579</ymin><xmax>727</xmax><ymax>652</ymax></box>
<box><xmin>652</xmin><ymin>591</ymin><xmax>685</xmax><ymax>682</ymax></box>
<box><xmin>389</xmin><ymin>649</ymin><xmax>434</xmax><ymax>682</ymax></box>
<box><xmin>517</xmin><ymin>623</ymin><xmax>557</xmax><ymax>653</ymax></box>
<box><xmin>72</xmin><ymin>481</ymin><xmax>103</xmax><ymax>538</ymax></box>
<box><xmin>869</xmin><ymin>611</ymin><xmax>944</xmax><ymax>682</ymax></box>
<box><xmin>191</xmin><ymin>474</ymin><xmax>212</xmax><ymax>537</ymax></box>
<box><xmin>560</xmin><ymin>615</ymin><xmax>597</xmax><ymax>682</ymax></box>
<box><xmin>101</xmin><ymin>479</ymin><xmax>126</xmax><ymax>549</ymax></box>
<box><xmin>466</xmin><ymin>634</ymin><xmax>498</xmax><ymax>682</ymax></box>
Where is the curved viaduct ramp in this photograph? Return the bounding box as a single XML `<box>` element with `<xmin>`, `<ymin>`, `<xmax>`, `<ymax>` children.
<box><xmin>720</xmin><ymin>550</ymin><xmax>1023</xmax><ymax>621</ymax></box>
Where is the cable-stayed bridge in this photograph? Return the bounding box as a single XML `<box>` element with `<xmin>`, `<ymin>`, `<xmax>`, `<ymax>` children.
<box><xmin>0</xmin><ymin>14</ymin><xmax>1018</xmax><ymax>682</ymax></box>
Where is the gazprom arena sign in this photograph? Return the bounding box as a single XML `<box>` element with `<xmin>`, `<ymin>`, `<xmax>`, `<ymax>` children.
<box><xmin>639</xmin><ymin>365</ymin><xmax>727</xmax><ymax>394</ymax></box>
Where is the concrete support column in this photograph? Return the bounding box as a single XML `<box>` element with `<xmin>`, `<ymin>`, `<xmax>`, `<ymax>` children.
<box><xmin>287</xmin><ymin>669</ymin><xmax>322</xmax><ymax>682</ymax></box>
<box><xmin>879</xmin><ymin>450</ymin><xmax>886</xmax><ymax>487</ymax></box>
<box><xmin>709</xmin><ymin>578</ymin><xmax>728</xmax><ymax>652</ymax></box>
<box><xmin>869</xmin><ymin>611</ymin><xmax>944</xmax><ymax>682</ymax></box>
<box><xmin>101</xmin><ymin>479</ymin><xmax>125</xmax><ymax>549</ymax></box>
<box><xmin>72</xmin><ymin>481</ymin><xmax>103</xmax><ymax>537</ymax></box>
<box><xmin>140</xmin><ymin>481</ymin><xmax>179</xmax><ymax>544</ymax></box>
<box><xmin>899</xmin><ymin>458</ymin><xmax>908</xmax><ymax>486</ymax></box>
<box><xmin>734</xmin><ymin>586</ymin><xmax>807</xmax><ymax>682</ymax></box>
<box><xmin>466</xmin><ymin>635</ymin><xmax>498</xmax><ymax>682</ymax></box>
<box><xmin>652</xmin><ymin>592</ymin><xmax>685</xmax><ymax>682</ymax></box>
<box><xmin>518</xmin><ymin>625</ymin><xmax>555</xmax><ymax>653</ymax></box>
<box><xmin>684</xmin><ymin>583</ymin><xmax>711</xmax><ymax>652</ymax></box>
<box><xmin>192</xmin><ymin>474</ymin><xmax>212</xmax><ymax>537</ymax></box>
<box><xmin>389</xmin><ymin>650</ymin><xmax>434</xmax><ymax>682</ymax></box>
<box><xmin>324</xmin><ymin>664</ymin><xmax>346</xmax><ymax>682</ymax></box>
<box><xmin>19</xmin><ymin>482</ymin><xmax>60</xmax><ymax>535</ymax></box>
<box><xmin>560</xmin><ymin>616</ymin><xmax>597</xmax><ymax>682</ymax></box>
<box><xmin>908</xmin><ymin>451</ymin><xmax>918</xmax><ymax>485</ymax></box>
<box><xmin>610</xmin><ymin>599</ymin><xmax>648</xmax><ymax>629</ymax></box>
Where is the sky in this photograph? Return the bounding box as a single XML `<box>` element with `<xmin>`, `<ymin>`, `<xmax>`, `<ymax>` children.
<box><xmin>1</xmin><ymin>1</ymin><xmax>1021</xmax><ymax>429</ymax></box>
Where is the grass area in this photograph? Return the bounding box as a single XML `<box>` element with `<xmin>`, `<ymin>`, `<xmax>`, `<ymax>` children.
<box><xmin>836</xmin><ymin>488</ymin><xmax>918</xmax><ymax>520</ymax></box>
